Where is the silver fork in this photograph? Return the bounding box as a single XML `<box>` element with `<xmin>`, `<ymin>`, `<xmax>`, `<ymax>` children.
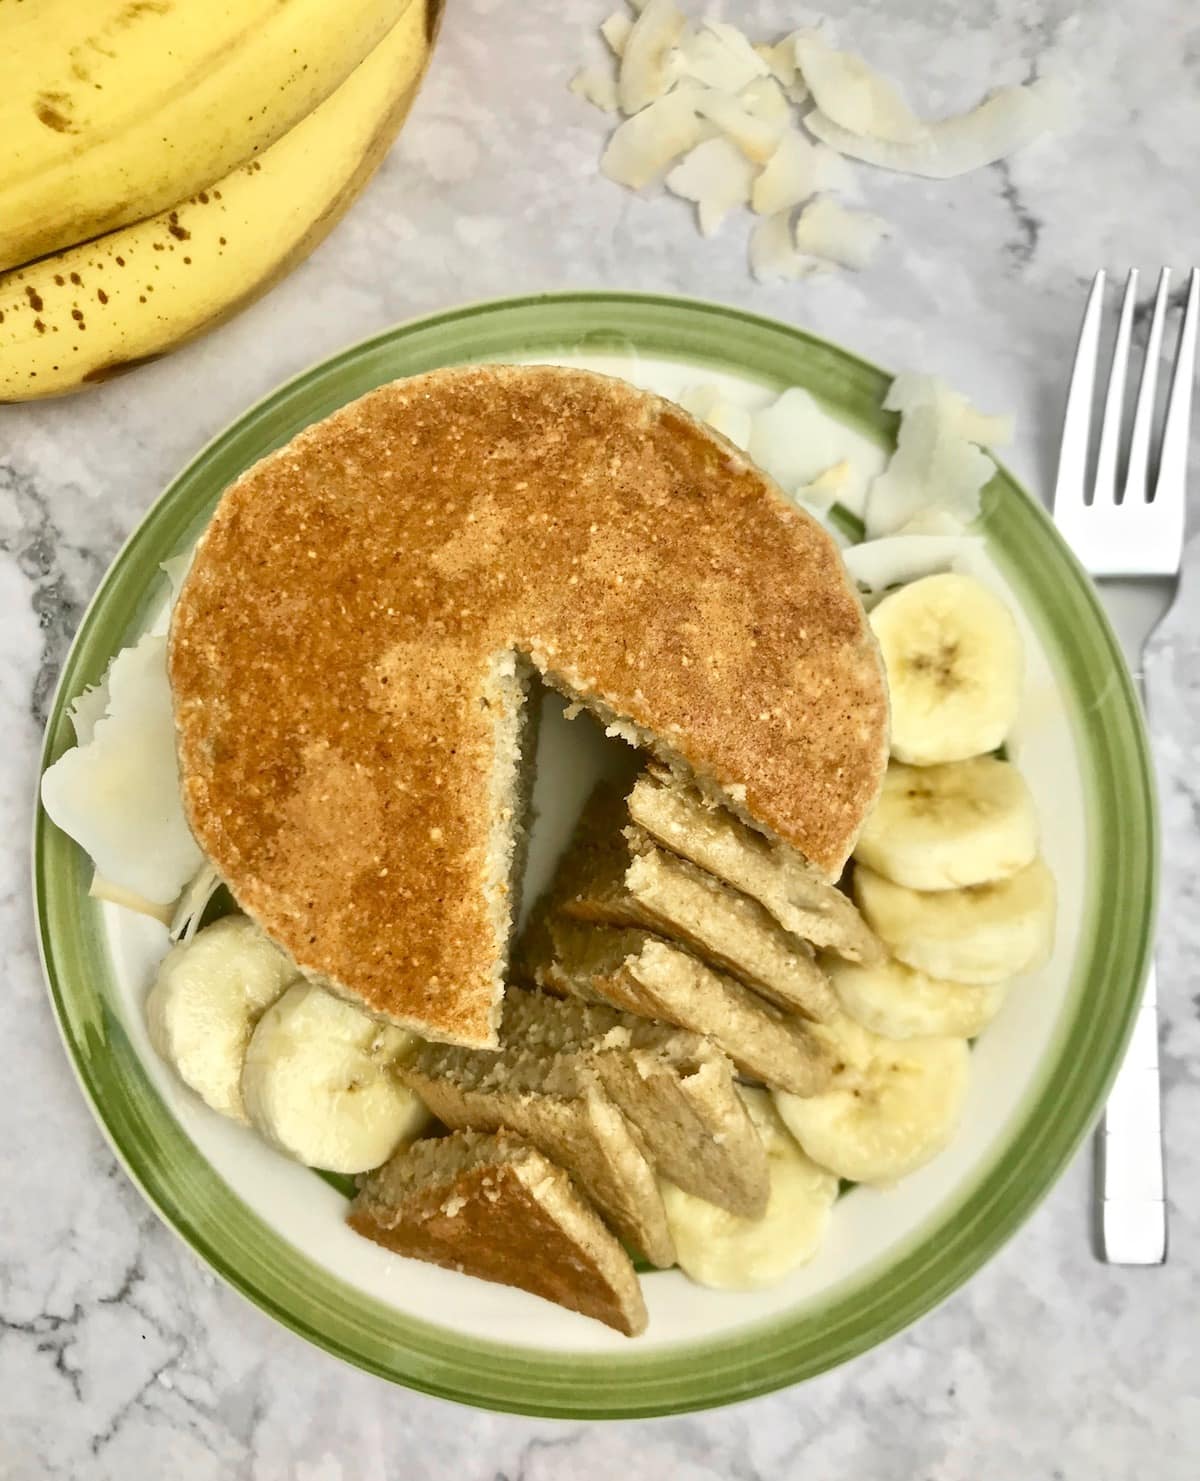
<box><xmin>1053</xmin><ymin>266</ymin><xmax>1199</xmax><ymax>1265</ymax></box>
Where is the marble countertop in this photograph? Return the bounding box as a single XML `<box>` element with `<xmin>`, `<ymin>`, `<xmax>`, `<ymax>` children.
<box><xmin>4</xmin><ymin>0</ymin><xmax>1199</xmax><ymax>1475</ymax></box>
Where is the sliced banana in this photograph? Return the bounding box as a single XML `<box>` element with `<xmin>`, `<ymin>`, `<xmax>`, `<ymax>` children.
<box><xmin>145</xmin><ymin>915</ymin><xmax>298</xmax><ymax>1122</ymax></box>
<box><xmin>853</xmin><ymin>857</ymin><xmax>1056</xmax><ymax>985</ymax></box>
<box><xmin>241</xmin><ymin>981</ymin><xmax>429</xmax><ymax>1174</ymax></box>
<box><xmin>855</xmin><ymin>758</ymin><xmax>1038</xmax><ymax>891</ymax></box>
<box><xmin>660</xmin><ymin>1087</ymin><xmax>837</xmax><ymax>1289</ymax></box>
<box><xmin>869</xmin><ymin>572</ymin><xmax>1023</xmax><ymax>765</ymax></box>
<box><xmin>773</xmin><ymin>1014</ymin><xmax>970</xmax><ymax>1184</ymax></box>
<box><xmin>825</xmin><ymin>952</ymin><xmax>1007</xmax><ymax>1040</ymax></box>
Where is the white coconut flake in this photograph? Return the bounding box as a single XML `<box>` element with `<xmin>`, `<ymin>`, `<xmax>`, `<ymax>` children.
<box><xmin>739</xmin><ymin>76</ymin><xmax>792</xmax><ymax>127</ymax></box>
<box><xmin>675</xmin><ymin>20</ymin><xmax>768</xmax><ymax>92</ymax></box>
<box><xmin>749</xmin><ymin>209</ymin><xmax>816</xmax><ymax>281</ymax></box>
<box><xmin>865</xmin><ymin>402</ymin><xmax>997</xmax><ymax>537</ymax></box>
<box><xmin>571</xmin><ymin>64</ymin><xmax>619</xmax><ymax>113</ymax></box>
<box><xmin>666</xmin><ymin>135</ymin><xmax>756</xmax><ymax>235</ymax></box>
<box><xmin>69</xmin><ymin>680</ymin><xmax>112</xmax><ymax>746</ymax></box>
<box><xmin>793</xmin><ymin>35</ymin><xmax>926</xmax><ymax>142</ymax></box>
<box><xmin>41</xmin><ymin>633</ymin><xmax>205</xmax><ymax>905</ymax></box>
<box><xmin>600</xmin><ymin>10</ymin><xmax>633</xmax><ymax>57</ymax></box>
<box><xmin>618</xmin><ymin>0</ymin><xmax>685</xmax><ymax>115</ymax></box>
<box><xmin>755</xmin><ymin>37</ymin><xmax>801</xmax><ymax>92</ymax></box>
<box><xmin>161</xmin><ymin>551</ymin><xmax>195</xmax><ymax>605</ymax></box>
<box><xmin>89</xmin><ymin>872</ymin><xmax>177</xmax><ymax>926</ymax></box>
<box><xmin>601</xmin><ymin>93</ymin><xmax>704</xmax><ymax>188</ymax></box>
<box><xmin>884</xmin><ymin>371</ymin><xmax>1014</xmax><ymax>446</ymax></box>
<box><xmin>795</xmin><ymin>459</ymin><xmax>853</xmax><ymax>507</ymax></box>
<box><xmin>678</xmin><ymin>383</ymin><xmax>722</xmax><ymax>419</ymax></box>
<box><xmin>842</xmin><ymin>533</ymin><xmax>984</xmax><ymax>594</ymax></box>
<box><xmin>792</xmin><ymin>195</ymin><xmax>889</xmax><ymax>270</ymax></box>
<box><xmin>169</xmin><ymin>862</ymin><xmax>225</xmax><ymax>944</ymax></box>
<box><xmin>758</xmin><ymin>28</ymin><xmax>828</xmax><ymax>101</ymax></box>
<box><xmin>677</xmin><ymin>385</ymin><xmax>753</xmax><ymax>448</ymax></box>
<box><xmin>806</xmin><ymin>75</ymin><xmax>1070</xmax><ymax>178</ymax></box>
<box><xmin>752</xmin><ymin>128</ymin><xmax>850</xmax><ymax>214</ymax></box>
<box><xmin>705</xmin><ymin>401</ymin><xmax>753</xmax><ymax>450</ymax></box>
<box><xmin>690</xmin><ymin>86</ymin><xmax>785</xmax><ymax>164</ymax></box>
<box><xmin>749</xmin><ymin>387</ymin><xmax>857</xmax><ymax>493</ymax></box>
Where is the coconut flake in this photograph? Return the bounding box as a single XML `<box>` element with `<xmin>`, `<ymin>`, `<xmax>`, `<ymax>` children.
<box><xmin>601</xmin><ymin>93</ymin><xmax>704</xmax><ymax>188</ymax></box>
<box><xmin>618</xmin><ymin>0</ymin><xmax>685</xmax><ymax>115</ymax></box>
<box><xmin>169</xmin><ymin>862</ymin><xmax>225</xmax><ymax>944</ymax></box>
<box><xmin>795</xmin><ymin>459</ymin><xmax>853</xmax><ymax>507</ymax></box>
<box><xmin>161</xmin><ymin>551</ymin><xmax>195</xmax><ymax>605</ymax></box>
<box><xmin>739</xmin><ymin>75</ymin><xmax>792</xmax><ymax>127</ymax></box>
<box><xmin>666</xmin><ymin>136</ymin><xmax>756</xmax><ymax>235</ymax></box>
<box><xmin>690</xmin><ymin>86</ymin><xmax>785</xmax><ymax>164</ymax></box>
<box><xmin>41</xmin><ymin>633</ymin><xmax>205</xmax><ymax>905</ymax></box>
<box><xmin>793</xmin><ymin>35</ymin><xmax>926</xmax><ymax>142</ymax></box>
<box><xmin>600</xmin><ymin>10</ymin><xmax>633</xmax><ymax>57</ymax></box>
<box><xmin>749</xmin><ymin>209</ymin><xmax>817</xmax><ymax>281</ymax></box>
<box><xmin>884</xmin><ymin>371</ymin><xmax>1013</xmax><ymax>446</ymax></box>
<box><xmin>69</xmin><ymin>680</ymin><xmax>112</xmax><ymax>746</ymax></box>
<box><xmin>865</xmin><ymin>402</ymin><xmax>997</xmax><ymax>537</ymax></box>
<box><xmin>571</xmin><ymin>64</ymin><xmax>619</xmax><ymax>113</ymax></box>
<box><xmin>678</xmin><ymin>384</ymin><xmax>754</xmax><ymax>449</ymax></box>
<box><xmin>842</xmin><ymin>533</ymin><xmax>983</xmax><ymax>594</ymax></box>
<box><xmin>757</xmin><ymin>30</ymin><xmax>823</xmax><ymax>102</ymax></box>
<box><xmin>792</xmin><ymin>195</ymin><xmax>888</xmax><ymax>270</ymax></box>
<box><xmin>748</xmin><ymin>387</ymin><xmax>860</xmax><ymax>494</ymax></box>
<box><xmin>675</xmin><ymin>20</ymin><xmax>768</xmax><ymax>92</ymax></box>
<box><xmin>754</xmin><ymin>130</ymin><xmax>860</xmax><ymax>215</ymax></box>
<box><xmin>806</xmin><ymin>76</ymin><xmax>1070</xmax><ymax>178</ymax></box>
<box><xmin>89</xmin><ymin>871</ymin><xmax>176</xmax><ymax>926</ymax></box>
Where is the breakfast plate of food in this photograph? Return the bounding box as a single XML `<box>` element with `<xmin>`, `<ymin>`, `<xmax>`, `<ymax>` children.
<box><xmin>33</xmin><ymin>291</ymin><xmax>1155</xmax><ymax>1415</ymax></box>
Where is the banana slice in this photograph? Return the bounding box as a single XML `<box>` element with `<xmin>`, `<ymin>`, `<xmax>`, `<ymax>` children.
<box><xmin>145</xmin><ymin>915</ymin><xmax>298</xmax><ymax>1122</ymax></box>
<box><xmin>869</xmin><ymin>572</ymin><xmax>1023</xmax><ymax>765</ymax></box>
<box><xmin>241</xmin><ymin>981</ymin><xmax>429</xmax><ymax>1173</ymax></box>
<box><xmin>853</xmin><ymin>858</ymin><xmax>1056</xmax><ymax>985</ymax></box>
<box><xmin>825</xmin><ymin>952</ymin><xmax>1007</xmax><ymax>1039</ymax></box>
<box><xmin>855</xmin><ymin>758</ymin><xmax>1038</xmax><ymax>890</ymax></box>
<box><xmin>660</xmin><ymin>1087</ymin><xmax>837</xmax><ymax>1289</ymax></box>
<box><xmin>773</xmin><ymin>1015</ymin><xmax>970</xmax><ymax>1183</ymax></box>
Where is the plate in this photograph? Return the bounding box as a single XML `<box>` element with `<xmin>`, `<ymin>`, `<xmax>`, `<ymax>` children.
<box><xmin>33</xmin><ymin>292</ymin><xmax>1156</xmax><ymax>1416</ymax></box>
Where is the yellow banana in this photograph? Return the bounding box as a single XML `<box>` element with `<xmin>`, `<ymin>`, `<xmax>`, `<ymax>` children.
<box><xmin>0</xmin><ymin>1</ymin><xmax>432</xmax><ymax>401</ymax></box>
<box><xmin>0</xmin><ymin>0</ymin><xmax>420</xmax><ymax>271</ymax></box>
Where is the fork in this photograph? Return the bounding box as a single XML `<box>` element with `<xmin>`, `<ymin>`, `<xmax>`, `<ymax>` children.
<box><xmin>1053</xmin><ymin>266</ymin><xmax>1199</xmax><ymax>1265</ymax></box>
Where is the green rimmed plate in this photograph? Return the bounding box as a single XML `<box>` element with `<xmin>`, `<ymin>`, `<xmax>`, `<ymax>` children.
<box><xmin>33</xmin><ymin>292</ymin><xmax>1155</xmax><ymax>1416</ymax></box>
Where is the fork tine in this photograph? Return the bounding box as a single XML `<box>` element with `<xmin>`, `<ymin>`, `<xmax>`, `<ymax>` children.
<box><xmin>1093</xmin><ymin>269</ymin><xmax>1139</xmax><ymax>505</ymax></box>
<box><xmin>1053</xmin><ymin>270</ymin><xmax>1107</xmax><ymax>514</ymax></box>
<box><xmin>1123</xmin><ymin>268</ymin><xmax>1172</xmax><ymax>504</ymax></box>
<box><xmin>1153</xmin><ymin>267</ymin><xmax>1199</xmax><ymax>540</ymax></box>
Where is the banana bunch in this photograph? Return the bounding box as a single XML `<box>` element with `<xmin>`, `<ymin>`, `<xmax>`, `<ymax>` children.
<box><xmin>767</xmin><ymin>571</ymin><xmax>1055</xmax><ymax>1189</ymax></box>
<box><xmin>147</xmin><ymin>915</ymin><xmax>429</xmax><ymax>1174</ymax></box>
<box><xmin>0</xmin><ymin>0</ymin><xmax>436</xmax><ymax>400</ymax></box>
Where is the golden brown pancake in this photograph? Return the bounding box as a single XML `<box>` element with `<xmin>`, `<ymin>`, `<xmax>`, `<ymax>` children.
<box><xmin>169</xmin><ymin>365</ymin><xmax>888</xmax><ymax>1046</ymax></box>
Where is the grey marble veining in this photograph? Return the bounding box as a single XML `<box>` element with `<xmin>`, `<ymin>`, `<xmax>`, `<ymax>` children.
<box><xmin>3</xmin><ymin>1</ymin><xmax>1199</xmax><ymax>1475</ymax></box>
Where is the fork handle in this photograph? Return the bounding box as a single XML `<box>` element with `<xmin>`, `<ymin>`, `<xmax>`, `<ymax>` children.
<box><xmin>1099</xmin><ymin>670</ymin><xmax>1167</xmax><ymax>1265</ymax></box>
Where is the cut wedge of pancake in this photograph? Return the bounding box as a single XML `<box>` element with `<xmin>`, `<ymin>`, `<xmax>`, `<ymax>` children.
<box><xmin>402</xmin><ymin>1032</ymin><xmax>676</xmax><ymax>1267</ymax></box>
<box><xmin>530</xmin><ymin>914</ymin><xmax>831</xmax><ymax>1097</ymax></box>
<box><xmin>500</xmin><ymin>986</ymin><xmax>770</xmax><ymax>1217</ymax></box>
<box><xmin>552</xmin><ymin>786</ymin><xmax>838</xmax><ymax>1021</ymax></box>
<box><xmin>628</xmin><ymin>771</ymin><xmax>882</xmax><ymax>963</ymax></box>
<box><xmin>349</xmin><ymin>1131</ymin><xmax>648</xmax><ymax>1336</ymax></box>
<box><xmin>170</xmin><ymin>366</ymin><xmax>887</xmax><ymax>1046</ymax></box>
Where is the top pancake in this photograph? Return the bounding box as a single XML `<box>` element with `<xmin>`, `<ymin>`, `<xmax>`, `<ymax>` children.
<box><xmin>169</xmin><ymin>365</ymin><xmax>888</xmax><ymax>1046</ymax></box>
